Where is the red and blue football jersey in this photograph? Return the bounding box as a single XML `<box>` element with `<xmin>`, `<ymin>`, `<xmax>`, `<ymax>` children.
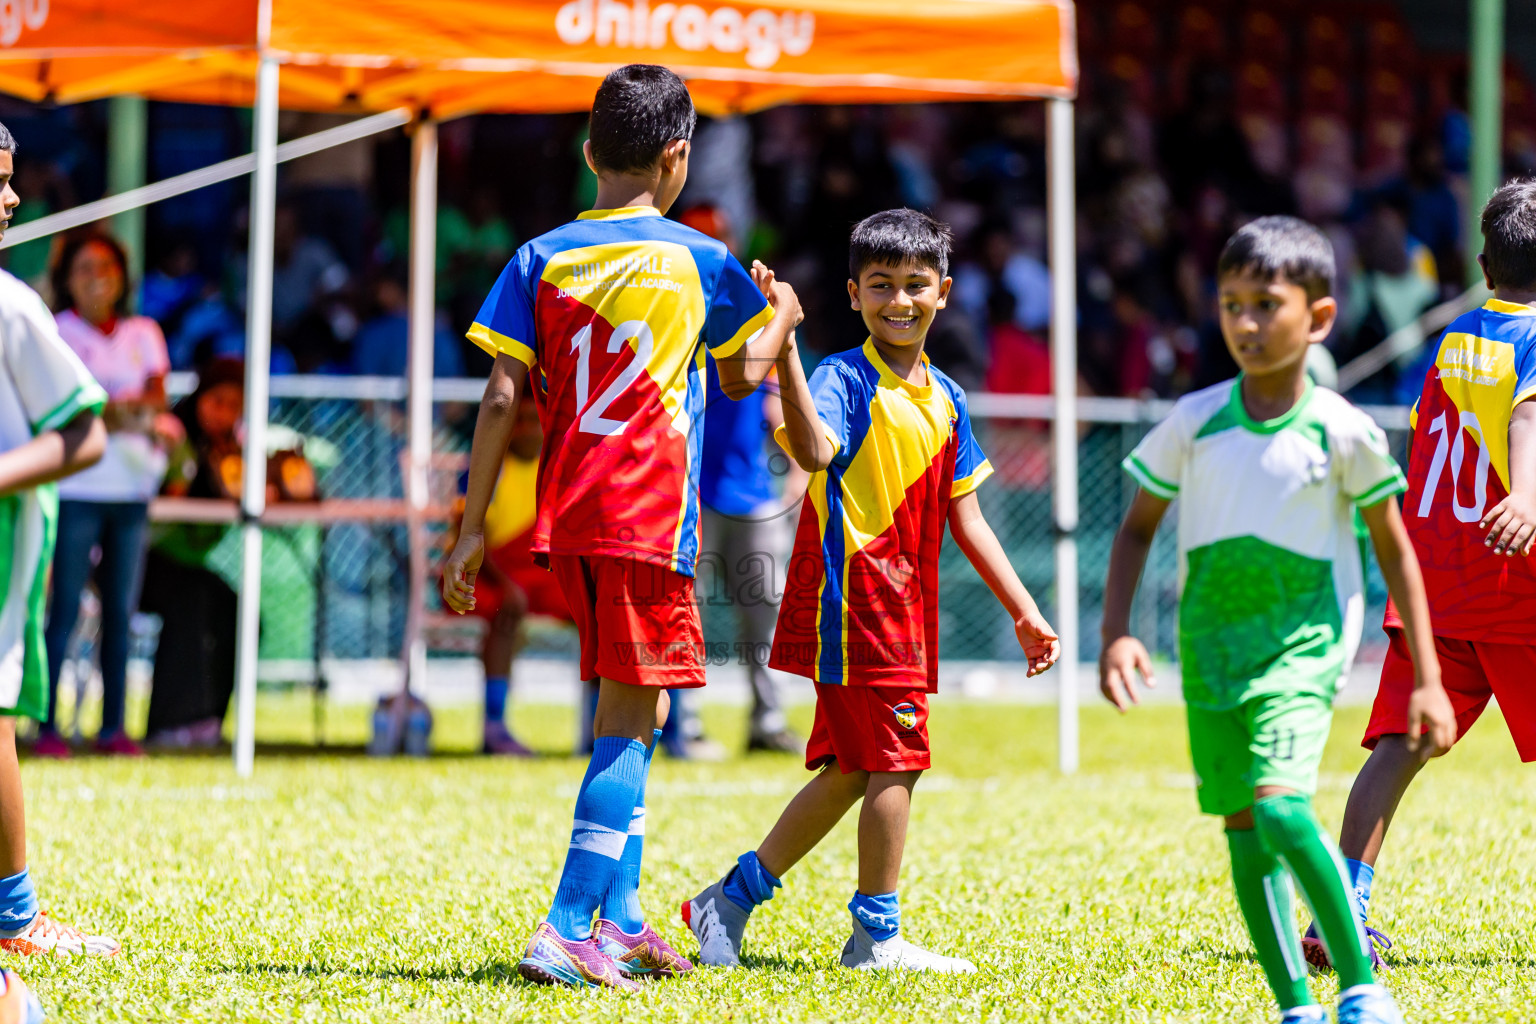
<box><xmin>1385</xmin><ymin>298</ymin><xmax>1536</xmax><ymax>642</ymax></box>
<box><xmin>468</xmin><ymin>206</ymin><xmax>773</xmax><ymax>577</ymax></box>
<box><xmin>770</xmin><ymin>340</ymin><xmax>993</xmax><ymax>690</ymax></box>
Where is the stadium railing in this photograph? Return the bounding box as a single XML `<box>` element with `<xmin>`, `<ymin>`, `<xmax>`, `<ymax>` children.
<box><xmin>151</xmin><ymin>376</ymin><xmax>1413</xmax><ymax>692</ymax></box>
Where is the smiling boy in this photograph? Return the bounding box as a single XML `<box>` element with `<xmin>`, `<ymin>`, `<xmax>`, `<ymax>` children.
<box><xmin>1099</xmin><ymin>217</ymin><xmax>1455</xmax><ymax>1024</ymax></box>
<box><xmin>681</xmin><ymin>209</ymin><xmax>1059</xmax><ymax>972</ymax></box>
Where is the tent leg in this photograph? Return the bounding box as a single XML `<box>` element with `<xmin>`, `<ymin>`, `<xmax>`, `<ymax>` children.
<box><xmin>234</xmin><ymin>56</ymin><xmax>280</xmax><ymax>778</ymax></box>
<box><xmin>403</xmin><ymin>118</ymin><xmax>438</xmax><ymax>702</ymax></box>
<box><xmin>1467</xmin><ymin>0</ymin><xmax>1504</xmax><ymax>287</ymax></box>
<box><xmin>1048</xmin><ymin>96</ymin><xmax>1079</xmax><ymax>775</ymax></box>
<box><xmin>107</xmin><ymin>96</ymin><xmax>147</xmax><ymax>289</ymax></box>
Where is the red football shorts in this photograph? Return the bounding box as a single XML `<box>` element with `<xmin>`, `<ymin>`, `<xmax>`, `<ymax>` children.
<box><xmin>1365</xmin><ymin>628</ymin><xmax>1536</xmax><ymax>761</ymax></box>
<box><xmin>470</xmin><ymin>542</ymin><xmax>573</xmax><ymax>623</ymax></box>
<box><xmin>805</xmin><ymin>683</ymin><xmax>931</xmax><ymax>774</ymax></box>
<box><xmin>547</xmin><ymin>554</ymin><xmax>706</xmax><ymax>688</ymax></box>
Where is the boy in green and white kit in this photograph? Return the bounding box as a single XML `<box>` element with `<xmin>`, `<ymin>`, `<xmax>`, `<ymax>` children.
<box><xmin>0</xmin><ymin>121</ymin><xmax>122</xmax><ymax>968</ymax></box>
<box><xmin>1100</xmin><ymin>217</ymin><xmax>1456</xmax><ymax>1024</ymax></box>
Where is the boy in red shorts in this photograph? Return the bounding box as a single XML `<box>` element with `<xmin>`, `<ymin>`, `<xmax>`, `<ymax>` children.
<box><xmin>460</xmin><ymin>397</ymin><xmax>572</xmax><ymax>755</ymax></box>
<box><xmin>682</xmin><ymin>209</ymin><xmax>1059</xmax><ymax>972</ymax></box>
<box><xmin>1305</xmin><ymin>178</ymin><xmax>1536</xmax><ymax>969</ymax></box>
<box><xmin>442</xmin><ymin>65</ymin><xmax>799</xmax><ymax>989</ymax></box>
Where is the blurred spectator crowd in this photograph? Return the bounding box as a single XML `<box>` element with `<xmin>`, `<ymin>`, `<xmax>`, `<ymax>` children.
<box><xmin>0</xmin><ymin>1</ymin><xmax>1532</xmax><ymax>409</ymax></box>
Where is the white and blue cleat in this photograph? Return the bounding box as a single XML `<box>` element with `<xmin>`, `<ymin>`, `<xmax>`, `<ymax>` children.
<box><xmin>1337</xmin><ymin>984</ymin><xmax>1406</xmax><ymax>1024</ymax></box>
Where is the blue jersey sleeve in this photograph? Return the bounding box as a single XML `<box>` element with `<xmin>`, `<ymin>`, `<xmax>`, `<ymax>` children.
<box><xmin>950</xmin><ymin>384</ymin><xmax>993</xmax><ymax>497</ymax></box>
<box><xmin>1516</xmin><ymin>332</ymin><xmax>1536</xmax><ymax>407</ymax></box>
<box><xmin>774</xmin><ymin>361</ymin><xmax>859</xmax><ymax>467</ymax></box>
<box><xmin>703</xmin><ymin>252</ymin><xmax>774</xmax><ymax>359</ymax></box>
<box><xmin>467</xmin><ymin>246</ymin><xmax>538</xmax><ymax>368</ymax></box>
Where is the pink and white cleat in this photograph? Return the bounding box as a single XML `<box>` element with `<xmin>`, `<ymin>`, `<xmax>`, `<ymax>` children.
<box><xmin>0</xmin><ymin>912</ymin><xmax>120</xmax><ymax>958</ymax></box>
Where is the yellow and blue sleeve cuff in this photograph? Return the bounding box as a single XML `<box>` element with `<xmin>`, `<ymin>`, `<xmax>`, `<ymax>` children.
<box><xmin>710</xmin><ymin>304</ymin><xmax>775</xmax><ymax>360</ymax></box>
<box><xmin>467</xmin><ymin>323</ymin><xmax>536</xmax><ymax>368</ymax></box>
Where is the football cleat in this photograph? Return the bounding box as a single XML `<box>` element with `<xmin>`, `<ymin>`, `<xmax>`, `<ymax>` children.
<box><xmin>595</xmin><ymin>919</ymin><xmax>694</xmax><ymax>979</ymax></box>
<box><xmin>1302</xmin><ymin>921</ymin><xmax>1391</xmax><ymax>972</ymax></box>
<box><xmin>515</xmin><ymin>921</ymin><xmax>640</xmax><ymax>991</ymax></box>
<box><xmin>0</xmin><ymin>971</ymin><xmax>43</xmax><ymax>1024</ymax></box>
<box><xmin>1337</xmin><ymin>984</ymin><xmax>1405</xmax><ymax>1024</ymax></box>
<box><xmin>681</xmin><ymin>877</ymin><xmax>752</xmax><ymax>968</ymax></box>
<box><xmin>839</xmin><ymin>915</ymin><xmax>977</xmax><ymax>973</ymax></box>
<box><xmin>1279</xmin><ymin>1006</ymin><xmax>1328</xmax><ymax>1024</ymax></box>
<box><xmin>0</xmin><ymin>912</ymin><xmax>119</xmax><ymax>958</ymax></box>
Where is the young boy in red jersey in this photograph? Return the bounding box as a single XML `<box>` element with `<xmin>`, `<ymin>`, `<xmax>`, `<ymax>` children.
<box><xmin>442</xmin><ymin>65</ymin><xmax>800</xmax><ymax>990</ymax></box>
<box><xmin>681</xmin><ymin>209</ymin><xmax>1060</xmax><ymax>972</ymax></box>
<box><xmin>1304</xmin><ymin>178</ymin><xmax>1536</xmax><ymax>970</ymax></box>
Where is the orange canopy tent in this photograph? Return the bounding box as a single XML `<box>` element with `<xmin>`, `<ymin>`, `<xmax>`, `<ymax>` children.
<box><xmin>0</xmin><ymin>0</ymin><xmax>1075</xmax><ymax>114</ymax></box>
<box><xmin>0</xmin><ymin>0</ymin><xmax>1082</xmax><ymax>776</ymax></box>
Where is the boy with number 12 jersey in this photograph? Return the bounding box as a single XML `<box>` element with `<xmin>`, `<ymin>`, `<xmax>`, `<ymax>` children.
<box><xmin>444</xmin><ymin>65</ymin><xmax>800</xmax><ymax>991</ymax></box>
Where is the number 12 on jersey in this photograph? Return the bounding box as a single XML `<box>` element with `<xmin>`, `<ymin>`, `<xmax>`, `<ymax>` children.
<box><xmin>570</xmin><ymin>319</ymin><xmax>654</xmax><ymax>437</ymax></box>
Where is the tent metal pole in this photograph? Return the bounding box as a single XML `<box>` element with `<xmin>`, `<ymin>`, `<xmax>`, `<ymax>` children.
<box><xmin>404</xmin><ymin>117</ymin><xmax>438</xmax><ymax>701</ymax></box>
<box><xmin>1467</xmin><ymin>0</ymin><xmax>1504</xmax><ymax>287</ymax></box>
<box><xmin>234</xmin><ymin>52</ymin><xmax>280</xmax><ymax>778</ymax></box>
<box><xmin>106</xmin><ymin>95</ymin><xmax>147</xmax><ymax>289</ymax></box>
<box><xmin>1047</xmin><ymin>96</ymin><xmax>1079</xmax><ymax>774</ymax></box>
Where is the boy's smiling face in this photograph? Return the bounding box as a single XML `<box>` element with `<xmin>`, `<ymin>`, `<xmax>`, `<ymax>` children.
<box><xmin>847</xmin><ymin>261</ymin><xmax>951</xmax><ymax>350</ymax></box>
<box><xmin>1217</xmin><ymin>270</ymin><xmax>1336</xmax><ymax>379</ymax></box>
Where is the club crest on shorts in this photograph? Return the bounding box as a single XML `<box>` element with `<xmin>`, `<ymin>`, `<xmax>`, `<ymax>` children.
<box><xmin>892</xmin><ymin>701</ymin><xmax>918</xmax><ymax>731</ymax></box>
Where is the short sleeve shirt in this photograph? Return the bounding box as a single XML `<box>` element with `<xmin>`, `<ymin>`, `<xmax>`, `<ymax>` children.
<box><xmin>1124</xmin><ymin>378</ymin><xmax>1405</xmax><ymax>710</ymax></box>
<box><xmin>770</xmin><ymin>340</ymin><xmax>993</xmax><ymax>690</ymax></box>
<box><xmin>467</xmin><ymin>207</ymin><xmax>773</xmax><ymax>577</ymax></box>
<box><xmin>1384</xmin><ymin>298</ymin><xmax>1536</xmax><ymax>642</ymax></box>
<box><xmin>54</xmin><ymin>311</ymin><xmax>171</xmax><ymax>502</ymax></box>
<box><xmin>0</xmin><ymin>271</ymin><xmax>106</xmax><ymax>711</ymax></box>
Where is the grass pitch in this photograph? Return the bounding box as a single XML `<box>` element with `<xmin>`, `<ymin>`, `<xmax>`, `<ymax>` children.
<box><xmin>17</xmin><ymin>695</ymin><xmax>1535</xmax><ymax>1023</ymax></box>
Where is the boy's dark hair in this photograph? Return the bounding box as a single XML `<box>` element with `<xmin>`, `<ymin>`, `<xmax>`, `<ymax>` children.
<box><xmin>1215</xmin><ymin>215</ymin><xmax>1336</xmax><ymax>301</ymax></box>
<box><xmin>588</xmin><ymin>64</ymin><xmax>696</xmax><ymax>174</ymax></box>
<box><xmin>1480</xmin><ymin>177</ymin><xmax>1536</xmax><ymax>290</ymax></box>
<box><xmin>0</xmin><ymin>121</ymin><xmax>14</xmax><ymax>154</ymax></box>
<box><xmin>848</xmin><ymin>209</ymin><xmax>954</xmax><ymax>281</ymax></box>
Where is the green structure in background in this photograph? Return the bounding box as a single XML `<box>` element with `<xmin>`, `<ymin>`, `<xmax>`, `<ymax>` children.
<box><xmin>107</xmin><ymin>96</ymin><xmax>147</xmax><ymax>293</ymax></box>
<box><xmin>1469</xmin><ymin>0</ymin><xmax>1505</xmax><ymax>287</ymax></box>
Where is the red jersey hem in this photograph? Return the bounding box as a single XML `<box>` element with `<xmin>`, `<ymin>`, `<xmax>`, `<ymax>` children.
<box><xmin>766</xmin><ymin>656</ymin><xmax>937</xmax><ymax>692</ymax></box>
<box><xmin>533</xmin><ymin>540</ymin><xmax>696</xmax><ymax>577</ymax></box>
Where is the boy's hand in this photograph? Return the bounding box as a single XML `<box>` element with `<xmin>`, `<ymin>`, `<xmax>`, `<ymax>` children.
<box><xmin>1015</xmin><ymin>609</ymin><xmax>1060</xmax><ymax>677</ymax></box>
<box><xmin>1099</xmin><ymin>635</ymin><xmax>1156</xmax><ymax>712</ymax></box>
<box><xmin>753</xmin><ymin>260</ymin><xmax>804</xmax><ymax>326</ymax></box>
<box><xmin>1480</xmin><ymin>492</ymin><xmax>1536</xmax><ymax>557</ymax></box>
<box><xmin>441</xmin><ymin>531</ymin><xmax>485</xmax><ymax>614</ymax></box>
<box><xmin>1405</xmin><ymin>683</ymin><xmax>1457</xmax><ymax>759</ymax></box>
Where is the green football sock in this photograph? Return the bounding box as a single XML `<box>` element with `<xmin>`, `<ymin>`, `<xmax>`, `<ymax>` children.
<box><xmin>1226</xmin><ymin>828</ymin><xmax>1313</xmax><ymax>1009</ymax></box>
<box><xmin>1253</xmin><ymin>793</ymin><xmax>1374</xmax><ymax>990</ymax></box>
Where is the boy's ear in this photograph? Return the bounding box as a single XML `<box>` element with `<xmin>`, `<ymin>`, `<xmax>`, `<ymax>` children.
<box><xmin>1478</xmin><ymin>252</ymin><xmax>1495</xmax><ymax>292</ymax></box>
<box><xmin>582</xmin><ymin>139</ymin><xmax>598</xmax><ymax>176</ymax></box>
<box><xmin>936</xmin><ymin>275</ymin><xmax>953</xmax><ymax>309</ymax></box>
<box><xmin>660</xmin><ymin>138</ymin><xmax>689</xmax><ymax>174</ymax></box>
<box><xmin>1307</xmin><ymin>295</ymin><xmax>1339</xmax><ymax>343</ymax></box>
<box><xmin>847</xmin><ymin>278</ymin><xmax>861</xmax><ymax>310</ymax></box>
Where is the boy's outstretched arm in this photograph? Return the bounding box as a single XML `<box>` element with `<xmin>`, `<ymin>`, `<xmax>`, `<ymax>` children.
<box><xmin>773</xmin><ymin>330</ymin><xmax>836</xmax><ymax>472</ymax></box>
<box><xmin>1099</xmin><ymin>489</ymin><xmax>1168</xmax><ymax>712</ymax></box>
<box><xmin>1481</xmin><ymin>400</ymin><xmax>1536</xmax><ymax>556</ymax></box>
<box><xmin>1360</xmin><ymin>497</ymin><xmax>1456</xmax><ymax>756</ymax></box>
<box><xmin>0</xmin><ymin>410</ymin><xmax>105</xmax><ymax>496</ymax></box>
<box><xmin>946</xmin><ymin>491</ymin><xmax>1059</xmax><ymax>676</ymax></box>
<box><xmin>443</xmin><ymin>353</ymin><xmax>528</xmax><ymax>614</ymax></box>
<box><xmin>715</xmin><ymin>264</ymin><xmax>801</xmax><ymax>401</ymax></box>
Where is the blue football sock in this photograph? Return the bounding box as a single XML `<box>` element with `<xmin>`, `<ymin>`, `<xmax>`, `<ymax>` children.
<box><xmin>850</xmin><ymin>890</ymin><xmax>900</xmax><ymax>942</ymax></box>
<box><xmin>484</xmin><ymin>676</ymin><xmax>509</xmax><ymax>724</ymax></box>
<box><xmin>1345</xmin><ymin>858</ymin><xmax>1375</xmax><ymax>921</ymax></box>
<box><xmin>599</xmin><ymin>729</ymin><xmax>661</xmax><ymax>933</ymax></box>
<box><xmin>0</xmin><ymin>870</ymin><xmax>37</xmax><ymax>937</ymax></box>
<box><xmin>546</xmin><ymin>736</ymin><xmax>648</xmax><ymax>941</ymax></box>
<box><xmin>721</xmin><ymin>850</ymin><xmax>782</xmax><ymax>913</ymax></box>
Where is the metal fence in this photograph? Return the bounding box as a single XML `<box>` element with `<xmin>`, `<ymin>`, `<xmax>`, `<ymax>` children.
<box><xmin>160</xmin><ymin>379</ymin><xmax>1413</xmax><ymax>673</ymax></box>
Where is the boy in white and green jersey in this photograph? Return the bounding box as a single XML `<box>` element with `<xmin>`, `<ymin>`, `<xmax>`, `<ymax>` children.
<box><xmin>0</xmin><ymin>123</ymin><xmax>123</xmax><ymax>965</ymax></box>
<box><xmin>1100</xmin><ymin>217</ymin><xmax>1456</xmax><ymax>1024</ymax></box>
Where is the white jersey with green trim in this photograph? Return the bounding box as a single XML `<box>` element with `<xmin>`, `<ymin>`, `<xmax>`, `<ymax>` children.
<box><xmin>0</xmin><ymin>270</ymin><xmax>107</xmax><ymax>712</ymax></box>
<box><xmin>1123</xmin><ymin>377</ymin><xmax>1406</xmax><ymax>710</ymax></box>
